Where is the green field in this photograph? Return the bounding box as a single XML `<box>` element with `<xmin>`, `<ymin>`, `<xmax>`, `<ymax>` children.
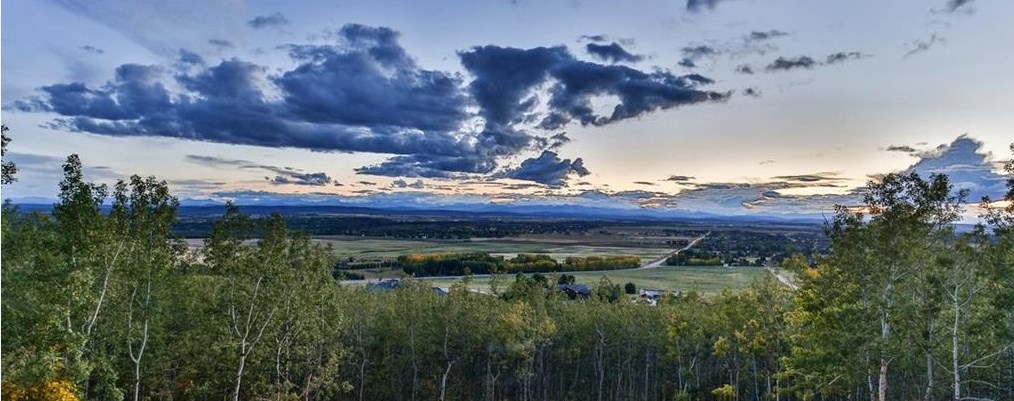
<box><xmin>316</xmin><ymin>236</ymin><xmax>672</xmax><ymax>262</ymax></box>
<box><xmin>407</xmin><ymin>266</ymin><xmax>767</xmax><ymax>295</ymax></box>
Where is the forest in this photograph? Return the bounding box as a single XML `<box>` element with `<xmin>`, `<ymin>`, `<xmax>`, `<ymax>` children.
<box><xmin>1</xmin><ymin>145</ymin><xmax>1012</xmax><ymax>401</ymax></box>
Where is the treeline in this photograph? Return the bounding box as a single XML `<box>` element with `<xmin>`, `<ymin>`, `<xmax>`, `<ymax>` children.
<box><xmin>2</xmin><ymin>151</ymin><xmax>1013</xmax><ymax>401</ymax></box>
<box><xmin>397</xmin><ymin>252</ymin><xmax>641</xmax><ymax>276</ymax></box>
<box><xmin>666</xmin><ymin>249</ymin><xmax>725</xmax><ymax>266</ymax></box>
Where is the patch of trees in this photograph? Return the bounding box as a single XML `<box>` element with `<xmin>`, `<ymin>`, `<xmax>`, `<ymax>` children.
<box><xmin>666</xmin><ymin>249</ymin><xmax>725</xmax><ymax>266</ymax></box>
<box><xmin>397</xmin><ymin>252</ymin><xmax>641</xmax><ymax>276</ymax></box>
<box><xmin>668</xmin><ymin>230</ymin><xmax>828</xmax><ymax>266</ymax></box>
<box><xmin>2</xmin><ymin>148</ymin><xmax>1013</xmax><ymax>401</ymax></box>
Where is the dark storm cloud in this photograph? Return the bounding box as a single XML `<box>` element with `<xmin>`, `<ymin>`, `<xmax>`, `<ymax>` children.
<box><xmin>459</xmin><ymin>45</ymin><xmax>569</xmax><ymax>139</ymax></box>
<box><xmin>585</xmin><ymin>42</ymin><xmax>643</xmax><ymax>63</ymax></box>
<box><xmin>544</xmin><ymin>62</ymin><xmax>728</xmax><ymax>127</ymax></box>
<box><xmin>186</xmin><ymin>155</ymin><xmax>333</xmax><ymax>186</ymax></box>
<box><xmin>498</xmin><ymin>151</ymin><xmax>590</xmax><ymax>187</ymax></box>
<box><xmin>765</xmin><ymin>56</ymin><xmax>817</xmax><ymax>71</ymax></box>
<box><xmin>579</xmin><ymin>34</ymin><xmax>608</xmax><ymax>42</ymax></box>
<box><xmin>248</xmin><ymin>12</ymin><xmax>289</xmax><ymax>29</ymax></box>
<box><xmin>15</xmin><ymin>63</ymin><xmax>172</xmax><ymax>120</ymax></box>
<box><xmin>886</xmin><ymin>145</ymin><xmax>918</xmax><ymax>153</ymax></box>
<box><xmin>16</xmin><ymin>24</ymin><xmax>728</xmax><ymax>184</ymax></box>
<box><xmin>459</xmin><ymin>44</ymin><xmax>727</xmax><ymax>151</ymax></box>
<box><xmin>735</xmin><ymin>64</ymin><xmax>754</xmax><ymax>74</ymax></box>
<box><xmin>16</xmin><ymin>25</ymin><xmax>473</xmax><ymax>158</ymax></box>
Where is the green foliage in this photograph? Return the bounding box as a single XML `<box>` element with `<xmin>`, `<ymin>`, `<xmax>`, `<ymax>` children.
<box><xmin>397</xmin><ymin>252</ymin><xmax>641</xmax><ymax>276</ymax></box>
<box><xmin>2</xmin><ymin>124</ymin><xmax>17</xmax><ymax>184</ymax></box>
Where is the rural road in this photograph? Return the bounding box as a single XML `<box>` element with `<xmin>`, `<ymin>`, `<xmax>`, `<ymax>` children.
<box><xmin>637</xmin><ymin>232</ymin><xmax>709</xmax><ymax>270</ymax></box>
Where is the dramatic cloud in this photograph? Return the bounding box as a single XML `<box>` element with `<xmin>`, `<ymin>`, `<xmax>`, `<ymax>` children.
<box><xmin>765</xmin><ymin>56</ymin><xmax>817</xmax><ymax>71</ymax></box>
<box><xmin>633</xmin><ymin>181</ymin><xmax>657</xmax><ymax>186</ymax></box>
<box><xmin>16</xmin><ymin>25</ymin><xmax>473</xmax><ymax>171</ymax></box>
<box><xmin>15</xmin><ymin>24</ymin><xmax>728</xmax><ymax>184</ymax></box>
<box><xmin>498</xmin><ymin>150</ymin><xmax>590</xmax><ymax>187</ymax></box>
<box><xmin>585</xmin><ymin>42</ymin><xmax>643</xmax><ymax>63</ymax></box>
<box><xmin>901</xmin><ymin>135</ymin><xmax>1008</xmax><ymax>201</ymax></box>
<box><xmin>460</xmin><ymin>44</ymin><xmax>728</xmax><ymax>139</ymax></box>
<box><xmin>905</xmin><ymin>33</ymin><xmax>944</xmax><ymax>58</ymax></box>
<box><xmin>248</xmin><ymin>12</ymin><xmax>289</xmax><ymax>29</ymax></box>
<box><xmin>186</xmin><ymin>155</ymin><xmax>333</xmax><ymax>186</ymax></box>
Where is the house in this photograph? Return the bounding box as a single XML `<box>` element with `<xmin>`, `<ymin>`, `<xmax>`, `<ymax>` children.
<box><xmin>556</xmin><ymin>283</ymin><xmax>591</xmax><ymax>300</ymax></box>
<box><xmin>639</xmin><ymin>288</ymin><xmax>679</xmax><ymax>306</ymax></box>
<box><xmin>366</xmin><ymin>278</ymin><xmax>403</xmax><ymax>292</ymax></box>
<box><xmin>640</xmin><ymin>288</ymin><xmax>665</xmax><ymax>300</ymax></box>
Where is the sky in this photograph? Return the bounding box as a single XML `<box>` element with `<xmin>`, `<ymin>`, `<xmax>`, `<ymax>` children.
<box><xmin>1</xmin><ymin>0</ymin><xmax>1011</xmax><ymax>217</ymax></box>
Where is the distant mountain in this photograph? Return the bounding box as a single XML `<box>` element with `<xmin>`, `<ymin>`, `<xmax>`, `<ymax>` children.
<box><xmin>11</xmin><ymin>201</ymin><xmax>827</xmax><ymax>225</ymax></box>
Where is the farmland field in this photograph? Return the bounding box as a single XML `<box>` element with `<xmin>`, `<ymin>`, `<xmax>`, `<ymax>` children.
<box><xmin>316</xmin><ymin>236</ymin><xmax>675</xmax><ymax>262</ymax></box>
<box><xmin>375</xmin><ymin>266</ymin><xmax>768</xmax><ymax>295</ymax></box>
